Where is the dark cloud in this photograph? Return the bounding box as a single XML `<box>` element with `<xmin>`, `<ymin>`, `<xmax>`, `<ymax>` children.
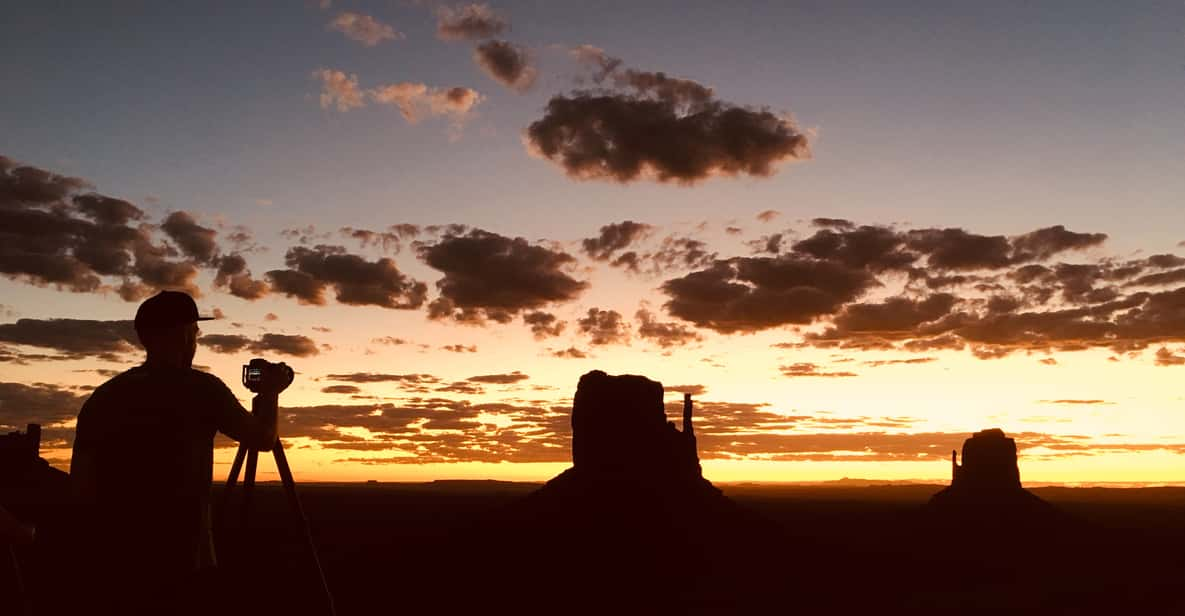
<box><xmin>436</xmin><ymin>3</ymin><xmax>507</xmax><ymax>41</ymax></box>
<box><xmin>321</xmin><ymin>385</ymin><xmax>362</xmax><ymax>394</ymax></box>
<box><xmin>862</xmin><ymin>357</ymin><xmax>937</xmax><ymax>367</ymax></box>
<box><xmin>808</xmin><ymin>294</ymin><xmax>958</xmax><ymax>344</ymax></box>
<box><xmin>526</xmin><ymin>90</ymin><xmax>809</xmax><ymax>184</ymax></box>
<box><xmin>779</xmin><ymin>363</ymin><xmax>858</xmax><ymax>378</ymax></box>
<box><xmin>811</xmin><ymin>218</ymin><xmax>854</xmax><ymax>230</ymax></box>
<box><xmin>1126</xmin><ymin>268</ymin><xmax>1185</xmax><ymax>288</ymax></box>
<box><xmin>551</xmin><ymin>347</ymin><xmax>588</xmax><ymax>359</ymax></box>
<box><xmin>340</xmin><ymin>224</ymin><xmax>420</xmax><ymax>254</ymax></box>
<box><xmin>1009</xmin><ymin>225</ymin><xmax>1107</xmax><ymax>262</ymax></box>
<box><xmin>529</xmin><ymin>51</ymin><xmax>808</xmax><ymax>184</ymax></box>
<box><xmin>581</xmin><ymin>221</ymin><xmax>653</xmax><ymax>261</ymax></box>
<box><xmin>577</xmin><ymin>308</ymin><xmax>629</xmax><ymax>345</ymax></box>
<box><xmin>635</xmin><ymin>308</ymin><xmax>701</xmax><ymax>348</ymax></box>
<box><xmin>326</xmin><ymin>373</ymin><xmax>441</xmax><ymax>385</ymax></box>
<box><xmin>249</xmin><ymin>333</ymin><xmax>319</xmax><ymax>357</ymax></box>
<box><xmin>266</xmin><ymin>245</ymin><xmax>426</xmax><ymax>309</ymax></box>
<box><xmin>198</xmin><ymin>334</ymin><xmax>252</xmax><ymax>354</ymax></box>
<box><xmin>522</xmin><ymin>311</ymin><xmax>565</xmax><ymax>339</ymax></box>
<box><xmin>200</xmin><ymin>333</ymin><xmax>319</xmax><ymax>357</ymax></box>
<box><xmin>474</xmin><ymin>40</ymin><xmax>536</xmax><ymax>92</ymax></box>
<box><xmin>0</xmin><ymin>381</ymin><xmax>85</xmax><ymax>432</ymax></box>
<box><xmin>441</xmin><ymin>344</ymin><xmax>477</xmax><ymax>353</ymax></box>
<box><xmin>1154</xmin><ymin>347</ymin><xmax>1185</xmax><ymax>366</ymax></box>
<box><xmin>661</xmin><ymin>255</ymin><xmax>877</xmax><ymax>333</ymax></box>
<box><xmin>0</xmin><ymin>318</ymin><xmax>138</xmax><ymax>361</ymax></box>
<box><xmin>792</xmin><ymin>225</ymin><xmax>917</xmax><ymax>272</ymax></box>
<box><xmin>213</xmin><ymin>254</ymin><xmax>269</xmax><ymax>300</ymax></box>
<box><xmin>466</xmin><ymin>371</ymin><xmax>528</xmax><ymax>384</ymax></box>
<box><xmin>903</xmin><ymin>228</ymin><xmax>1013</xmax><ymax>271</ymax></box>
<box><xmin>160</xmin><ymin>211</ymin><xmax>218</xmax><ymax>264</ymax></box>
<box><xmin>1</xmin><ymin>156</ymin><xmax>265</xmax><ymax>300</ymax></box>
<box><xmin>663</xmin><ymin>384</ymin><xmax>706</xmax><ymax>396</ymax></box>
<box><xmin>418</xmin><ymin>229</ymin><xmax>587</xmax><ymax>322</ymax></box>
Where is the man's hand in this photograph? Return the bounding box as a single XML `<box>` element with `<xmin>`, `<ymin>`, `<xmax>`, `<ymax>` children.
<box><xmin>259</xmin><ymin>362</ymin><xmax>294</xmax><ymax>395</ymax></box>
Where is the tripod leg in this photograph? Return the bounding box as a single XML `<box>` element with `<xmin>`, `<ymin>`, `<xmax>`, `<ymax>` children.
<box><xmin>217</xmin><ymin>444</ymin><xmax>249</xmax><ymax>533</ymax></box>
<box><xmin>241</xmin><ymin>447</ymin><xmax>259</xmax><ymax>527</ymax></box>
<box><xmin>273</xmin><ymin>440</ymin><xmax>337</xmax><ymax>616</ymax></box>
<box><xmin>224</xmin><ymin>444</ymin><xmax>247</xmax><ymax>490</ymax></box>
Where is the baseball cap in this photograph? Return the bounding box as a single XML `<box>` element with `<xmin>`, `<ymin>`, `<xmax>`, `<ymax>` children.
<box><xmin>134</xmin><ymin>290</ymin><xmax>216</xmax><ymax>332</ymax></box>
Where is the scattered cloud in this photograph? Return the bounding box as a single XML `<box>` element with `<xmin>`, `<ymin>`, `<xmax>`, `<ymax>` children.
<box><xmin>266</xmin><ymin>245</ymin><xmax>426</xmax><ymax>309</ymax></box>
<box><xmin>551</xmin><ymin>346</ymin><xmax>588</xmax><ymax>359</ymax></box>
<box><xmin>635</xmin><ymin>308</ymin><xmax>701</xmax><ymax>348</ymax></box>
<box><xmin>522</xmin><ymin>311</ymin><xmax>565</xmax><ymax>339</ymax></box>
<box><xmin>328</xmin><ymin>12</ymin><xmax>402</xmax><ymax>47</ymax></box>
<box><xmin>1154</xmin><ymin>347</ymin><xmax>1185</xmax><ymax>366</ymax></box>
<box><xmin>441</xmin><ymin>344</ymin><xmax>477</xmax><ymax>353</ymax></box>
<box><xmin>436</xmin><ymin>3</ymin><xmax>507</xmax><ymax>41</ymax></box>
<box><xmin>313</xmin><ymin>69</ymin><xmax>366</xmax><ymax>111</ymax></box>
<box><xmin>474</xmin><ymin>40</ymin><xmax>537</xmax><ymax>92</ymax></box>
<box><xmin>466</xmin><ymin>371</ymin><xmax>528</xmax><ymax>384</ymax></box>
<box><xmin>779</xmin><ymin>363</ymin><xmax>858</xmax><ymax>378</ymax></box>
<box><xmin>1039</xmin><ymin>399</ymin><xmax>1112</xmax><ymax>405</ymax></box>
<box><xmin>577</xmin><ymin>308</ymin><xmax>629</xmax><ymax>345</ymax></box>
<box><xmin>756</xmin><ymin>210</ymin><xmax>780</xmax><ymax>223</ymax></box>
<box><xmin>581</xmin><ymin>220</ymin><xmax>653</xmax><ymax>262</ymax></box>
<box><xmin>201</xmin><ymin>333</ymin><xmax>319</xmax><ymax>357</ymax></box>
<box><xmin>321</xmin><ymin>384</ymin><xmax>362</xmax><ymax>394</ymax></box>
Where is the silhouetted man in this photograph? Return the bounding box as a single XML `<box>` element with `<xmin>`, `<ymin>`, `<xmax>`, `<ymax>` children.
<box><xmin>70</xmin><ymin>291</ymin><xmax>286</xmax><ymax>612</ymax></box>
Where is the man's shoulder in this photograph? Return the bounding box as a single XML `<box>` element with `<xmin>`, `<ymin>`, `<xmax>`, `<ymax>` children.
<box><xmin>187</xmin><ymin>367</ymin><xmax>233</xmax><ymax>390</ymax></box>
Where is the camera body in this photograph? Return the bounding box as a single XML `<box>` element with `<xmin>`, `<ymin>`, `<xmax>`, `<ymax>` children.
<box><xmin>242</xmin><ymin>357</ymin><xmax>295</xmax><ymax>393</ymax></box>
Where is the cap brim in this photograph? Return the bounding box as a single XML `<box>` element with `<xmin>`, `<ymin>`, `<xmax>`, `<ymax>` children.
<box><xmin>196</xmin><ymin>316</ymin><xmax>217</xmax><ymax>321</ymax></box>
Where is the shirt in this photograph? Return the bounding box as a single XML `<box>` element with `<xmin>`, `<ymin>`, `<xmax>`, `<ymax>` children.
<box><xmin>71</xmin><ymin>364</ymin><xmax>262</xmax><ymax>572</ymax></box>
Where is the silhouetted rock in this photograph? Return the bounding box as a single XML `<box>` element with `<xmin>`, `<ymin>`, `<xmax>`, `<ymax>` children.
<box><xmin>536</xmin><ymin>370</ymin><xmax>721</xmax><ymax>504</ymax></box>
<box><xmin>0</xmin><ymin>424</ymin><xmax>71</xmax><ymax>518</ymax></box>
<box><xmin>925</xmin><ymin>428</ymin><xmax>1065</xmax><ymax>528</ymax></box>
<box><xmin>481</xmin><ymin>370</ymin><xmax>771</xmax><ymax>613</ymax></box>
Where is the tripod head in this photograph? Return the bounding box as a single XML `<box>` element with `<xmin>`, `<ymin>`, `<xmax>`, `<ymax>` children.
<box><xmin>242</xmin><ymin>358</ymin><xmax>294</xmax><ymax>394</ymax></box>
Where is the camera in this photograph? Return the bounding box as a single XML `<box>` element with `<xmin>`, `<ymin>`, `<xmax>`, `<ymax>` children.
<box><xmin>241</xmin><ymin>358</ymin><xmax>295</xmax><ymax>393</ymax></box>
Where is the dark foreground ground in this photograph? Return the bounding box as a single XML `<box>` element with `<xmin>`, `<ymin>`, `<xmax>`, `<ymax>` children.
<box><xmin>13</xmin><ymin>481</ymin><xmax>1185</xmax><ymax>615</ymax></box>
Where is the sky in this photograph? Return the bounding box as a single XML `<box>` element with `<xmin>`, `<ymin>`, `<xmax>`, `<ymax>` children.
<box><xmin>2</xmin><ymin>0</ymin><xmax>1184</xmax><ymax>485</ymax></box>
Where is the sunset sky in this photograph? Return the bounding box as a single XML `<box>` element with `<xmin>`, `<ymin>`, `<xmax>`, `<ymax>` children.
<box><xmin>2</xmin><ymin>0</ymin><xmax>1184</xmax><ymax>485</ymax></box>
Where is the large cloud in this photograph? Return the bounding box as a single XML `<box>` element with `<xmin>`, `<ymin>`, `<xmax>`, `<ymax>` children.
<box><xmin>0</xmin><ymin>382</ymin><xmax>86</xmax><ymax>430</ymax></box>
<box><xmin>266</xmin><ymin>245</ymin><xmax>427</xmax><ymax>309</ymax></box>
<box><xmin>661</xmin><ymin>255</ymin><xmax>877</xmax><ymax>333</ymax></box>
<box><xmin>525</xmin><ymin>52</ymin><xmax>810</xmax><ymax>184</ymax></box>
<box><xmin>0</xmin><ymin>318</ymin><xmax>138</xmax><ymax>361</ymax></box>
<box><xmin>417</xmin><ymin>228</ymin><xmax>587</xmax><ymax>322</ymax></box>
<box><xmin>1</xmin><ymin>155</ymin><xmax>265</xmax><ymax>300</ymax></box>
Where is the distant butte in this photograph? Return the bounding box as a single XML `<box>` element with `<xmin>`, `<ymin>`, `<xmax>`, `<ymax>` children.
<box><xmin>925</xmin><ymin>428</ymin><xmax>1066</xmax><ymax>528</ymax></box>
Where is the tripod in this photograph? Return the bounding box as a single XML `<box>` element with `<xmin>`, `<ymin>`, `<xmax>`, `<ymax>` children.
<box><xmin>222</xmin><ymin>439</ymin><xmax>336</xmax><ymax>616</ymax></box>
